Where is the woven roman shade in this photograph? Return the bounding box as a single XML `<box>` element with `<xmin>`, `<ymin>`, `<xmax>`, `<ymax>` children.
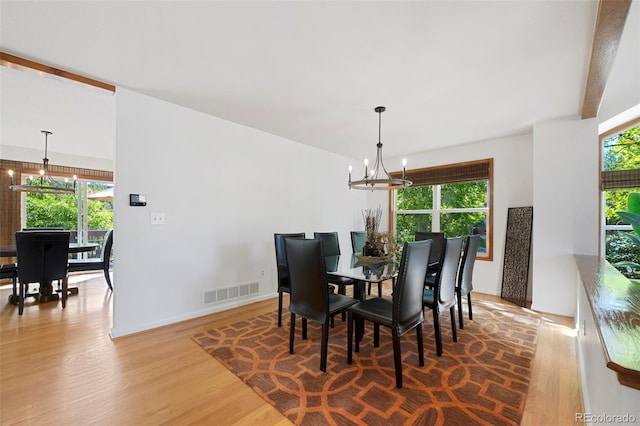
<box><xmin>601</xmin><ymin>169</ymin><xmax>640</xmax><ymax>191</ymax></box>
<box><xmin>391</xmin><ymin>159</ymin><xmax>491</xmax><ymax>187</ymax></box>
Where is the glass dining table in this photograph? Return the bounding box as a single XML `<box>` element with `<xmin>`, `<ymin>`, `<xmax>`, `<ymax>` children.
<box><xmin>325</xmin><ymin>254</ymin><xmax>398</xmax><ymax>301</ymax></box>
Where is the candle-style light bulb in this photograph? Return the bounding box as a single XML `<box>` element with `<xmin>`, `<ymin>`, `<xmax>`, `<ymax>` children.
<box><xmin>8</xmin><ymin>169</ymin><xmax>14</xmax><ymax>185</ymax></box>
<box><xmin>402</xmin><ymin>158</ymin><xmax>407</xmax><ymax>179</ymax></box>
<box><xmin>348</xmin><ymin>165</ymin><xmax>352</xmax><ymax>182</ymax></box>
<box><xmin>364</xmin><ymin>158</ymin><xmax>369</xmax><ymax>179</ymax></box>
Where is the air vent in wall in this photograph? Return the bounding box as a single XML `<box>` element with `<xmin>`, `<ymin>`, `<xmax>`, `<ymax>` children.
<box><xmin>203</xmin><ymin>282</ymin><xmax>259</xmax><ymax>305</ymax></box>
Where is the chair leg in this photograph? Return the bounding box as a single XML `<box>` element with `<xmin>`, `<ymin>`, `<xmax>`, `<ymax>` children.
<box><xmin>450</xmin><ymin>306</ymin><xmax>457</xmax><ymax>342</ymax></box>
<box><xmin>354</xmin><ymin>315</ymin><xmax>360</xmax><ymax>353</ymax></box>
<box><xmin>367</xmin><ymin>282</ymin><xmax>371</xmax><ymax>295</ymax></box>
<box><xmin>339</xmin><ymin>284</ymin><xmax>346</xmax><ymax>321</ymax></box>
<box><xmin>302</xmin><ymin>317</ymin><xmax>308</xmax><ymax>340</ymax></box>
<box><xmin>320</xmin><ymin>322</ymin><xmax>329</xmax><ymax>372</ymax></box>
<box><xmin>416</xmin><ymin>323</ymin><xmax>425</xmax><ymax>366</ymax></box>
<box><xmin>432</xmin><ymin>309</ymin><xmax>442</xmax><ymax>356</ymax></box>
<box><xmin>61</xmin><ymin>276</ymin><xmax>68</xmax><ymax>309</ymax></box>
<box><xmin>373</xmin><ymin>323</ymin><xmax>380</xmax><ymax>347</ymax></box>
<box><xmin>467</xmin><ymin>293</ymin><xmax>473</xmax><ymax>321</ymax></box>
<box><xmin>19</xmin><ymin>282</ymin><xmax>25</xmax><ymax>315</ymax></box>
<box><xmin>278</xmin><ymin>292</ymin><xmax>283</xmax><ymax>327</ymax></box>
<box><xmin>347</xmin><ymin>312</ymin><xmax>354</xmax><ymax>363</ymax></box>
<box><xmin>392</xmin><ymin>331</ymin><xmax>403</xmax><ymax>388</ymax></box>
<box><xmin>104</xmin><ymin>267</ymin><xmax>113</xmax><ymax>290</ymax></box>
<box><xmin>12</xmin><ymin>277</ymin><xmax>18</xmax><ymax>303</ymax></box>
<box><xmin>377</xmin><ymin>282</ymin><xmax>382</xmax><ymax>298</ymax></box>
<box><xmin>289</xmin><ymin>313</ymin><xmax>296</xmax><ymax>354</ymax></box>
<box><xmin>457</xmin><ymin>288</ymin><xmax>464</xmax><ymax>329</ymax></box>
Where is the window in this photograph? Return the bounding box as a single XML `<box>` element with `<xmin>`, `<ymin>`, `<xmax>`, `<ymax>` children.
<box><xmin>391</xmin><ymin>159</ymin><xmax>493</xmax><ymax>260</ymax></box>
<box><xmin>0</xmin><ymin>158</ymin><xmax>113</xmax><ymax>257</ymax></box>
<box><xmin>600</xmin><ymin>118</ymin><xmax>640</xmax><ymax>280</ymax></box>
<box><xmin>25</xmin><ymin>179</ymin><xmax>113</xmax><ymax>250</ymax></box>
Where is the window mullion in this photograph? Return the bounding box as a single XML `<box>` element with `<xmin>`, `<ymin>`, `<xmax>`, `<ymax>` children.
<box><xmin>433</xmin><ymin>185</ymin><xmax>441</xmax><ymax>231</ymax></box>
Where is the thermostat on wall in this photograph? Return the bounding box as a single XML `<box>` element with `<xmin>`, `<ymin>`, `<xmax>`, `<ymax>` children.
<box><xmin>129</xmin><ymin>194</ymin><xmax>147</xmax><ymax>206</ymax></box>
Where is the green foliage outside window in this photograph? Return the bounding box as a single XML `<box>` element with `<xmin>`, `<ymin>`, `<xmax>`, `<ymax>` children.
<box><xmin>441</xmin><ymin>181</ymin><xmax>487</xmax><ymax>209</ymax></box>
<box><xmin>603</xmin><ymin>126</ymin><xmax>640</xmax><ymax>225</ymax></box>
<box><xmin>440</xmin><ymin>212</ymin><xmax>487</xmax><ymax>252</ymax></box>
<box><xmin>396</xmin><ymin>180</ymin><xmax>488</xmax><ymax>252</ymax></box>
<box><xmin>26</xmin><ymin>181</ymin><xmax>113</xmax><ymax>231</ymax></box>
<box><xmin>396</xmin><ymin>214</ymin><xmax>432</xmax><ymax>245</ymax></box>
<box><xmin>612</xmin><ymin>193</ymin><xmax>640</xmax><ymax>283</ymax></box>
<box><xmin>602</xmin><ymin>125</ymin><xmax>640</xmax><ymax>281</ymax></box>
<box><xmin>397</xmin><ymin>185</ymin><xmax>433</xmax><ymax>210</ymax></box>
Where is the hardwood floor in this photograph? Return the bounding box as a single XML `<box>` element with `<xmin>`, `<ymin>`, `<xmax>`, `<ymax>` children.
<box><xmin>0</xmin><ymin>275</ymin><xmax>583</xmax><ymax>425</ymax></box>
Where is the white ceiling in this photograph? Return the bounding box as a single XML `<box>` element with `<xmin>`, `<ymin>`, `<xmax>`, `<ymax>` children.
<box><xmin>0</xmin><ymin>0</ymin><xmax>613</xmax><ymax>162</ymax></box>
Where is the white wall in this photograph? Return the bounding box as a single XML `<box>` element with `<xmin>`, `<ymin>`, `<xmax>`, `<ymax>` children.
<box><xmin>531</xmin><ymin>117</ymin><xmax>599</xmax><ymax>316</ymax></box>
<box><xmin>375</xmin><ymin>133</ymin><xmax>534</xmax><ymax>297</ymax></box>
<box><xmin>112</xmin><ymin>88</ymin><xmax>366</xmax><ymax>337</ymax></box>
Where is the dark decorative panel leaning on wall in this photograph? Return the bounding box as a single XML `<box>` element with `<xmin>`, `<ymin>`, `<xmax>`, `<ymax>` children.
<box><xmin>501</xmin><ymin>206</ymin><xmax>533</xmax><ymax>307</ymax></box>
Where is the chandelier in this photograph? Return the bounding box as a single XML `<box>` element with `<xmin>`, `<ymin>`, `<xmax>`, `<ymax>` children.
<box><xmin>8</xmin><ymin>130</ymin><xmax>77</xmax><ymax>194</ymax></box>
<box><xmin>348</xmin><ymin>106</ymin><xmax>412</xmax><ymax>191</ymax></box>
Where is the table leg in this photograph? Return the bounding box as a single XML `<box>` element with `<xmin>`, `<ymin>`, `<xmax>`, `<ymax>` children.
<box><xmin>38</xmin><ymin>280</ymin><xmax>60</xmax><ymax>303</ymax></box>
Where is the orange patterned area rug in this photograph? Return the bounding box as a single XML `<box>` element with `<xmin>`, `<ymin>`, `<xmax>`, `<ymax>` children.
<box><xmin>192</xmin><ymin>299</ymin><xmax>540</xmax><ymax>425</ymax></box>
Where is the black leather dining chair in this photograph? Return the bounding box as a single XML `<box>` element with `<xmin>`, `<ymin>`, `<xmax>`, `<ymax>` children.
<box><xmin>350</xmin><ymin>231</ymin><xmax>367</xmax><ymax>254</ymax></box>
<box><xmin>274</xmin><ymin>232</ymin><xmax>305</xmax><ymax>327</ymax></box>
<box><xmin>350</xmin><ymin>230</ymin><xmax>386</xmax><ymax>298</ymax></box>
<box><xmin>347</xmin><ymin>239</ymin><xmax>431</xmax><ymax>388</ymax></box>
<box><xmin>422</xmin><ymin>236</ymin><xmax>463</xmax><ymax>356</ymax></box>
<box><xmin>68</xmin><ymin>229</ymin><xmax>114</xmax><ymax>290</ymax></box>
<box><xmin>415</xmin><ymin>231</ymin><xmax>445</xmax><ymax>281</ymax></box>
<box><xmin>314</xmin><ymin>232</ymin><xmax>355</xmax><ymax>316</ymax></box>
<box><xmin>285</xmin><ymin>238</ymin><xmax>358</xmax><ymax>372</ymax></box>
<box><xmin>457</xmin><ymin>234</ymin><xmax>479</xmax><ymax>329</ymax></box>
<box><xmin>15</xmin><ymin>231</ymin><xmax>71</xmax><ymax>315</ymax></box>
<box><xmin>1</xmin><ymin>263</ymin><xmax>18</xmax><ymax>305</ymax></box>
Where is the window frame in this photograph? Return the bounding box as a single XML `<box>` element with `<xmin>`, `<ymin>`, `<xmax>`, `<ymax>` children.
<box><xmin>599</xmin><ymin>117</ymin><xmax>640</xmax><ymax>259</ymax></box>
<box><xmin>389</xmin><ymin>158</ymin><xmax>493</xmax><ymax>261</ymax></box>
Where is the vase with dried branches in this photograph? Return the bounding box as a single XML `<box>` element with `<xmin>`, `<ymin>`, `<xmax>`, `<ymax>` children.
<box><xmin>361</xmin><ymin>206</ymin><xmax>397</xmax><ymax>258</ymax></box>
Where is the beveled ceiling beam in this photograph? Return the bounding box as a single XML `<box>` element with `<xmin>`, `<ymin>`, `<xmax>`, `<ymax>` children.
<box><xmin>0</xmin><ymin>51</ymin><xmax>115</xmax><ymax>93</ymax></box>
<box><xmin>581</xmin><ymin>0</ymin><xmax>632</xmax><ymax>119</ymax></box>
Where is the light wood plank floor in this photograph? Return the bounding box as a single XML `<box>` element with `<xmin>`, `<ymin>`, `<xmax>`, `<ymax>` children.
<box><xmin>0</xmin><ymin>275</ymin><xmax>583</xmax><ymax>425</ymax></box>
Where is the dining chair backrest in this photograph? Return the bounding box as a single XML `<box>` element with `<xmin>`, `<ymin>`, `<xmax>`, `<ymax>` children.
<box><xmin>350</xmin><ymin>231</ymin><xmax>367</xmax><ymax>254</ymax></box>
<box><xmin>393</xmin><ymin>239</ymin><xmax>431</xmax><ymax>335</ymax></box>
<box><xmin>415</xmin><ymin>232</ymin><xmax>445</xmax><ymax>266</ymax></box>
<box><xmin>437</xmin><ymin>237</ymin><xmax>463</xmax><ymax>310</ymax></box>
<box><xmin>16</xmin><ymin>231</ymin><xmax>71</xmax><ymax>284</ymax></box>
<box><xmin>274</xmin><ymin>233</ymin><xmax>305</xmax><ymax>287</ymax></box>
<box><xmin>285</xmin><ymin>238</ymin><xmax>329</xmax><ymax>324</ymax></box>
<box><xmin>101</xmin><ymin>229</ymin><xmax>114</xmax><ymax>261</ymax></box>
<box><xmin>458</xmin><ymin>234</ymin><xmax>479</xmax><ymax>296</ymax></box>
<box><xmin>313</xmin><ymin>232</ymin><xmax>341</xmax><ymax>257</ymax></box>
